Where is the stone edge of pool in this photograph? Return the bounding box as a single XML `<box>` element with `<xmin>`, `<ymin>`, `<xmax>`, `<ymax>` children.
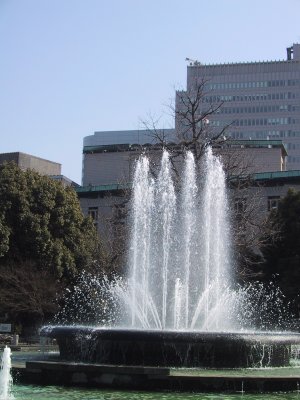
<box><xmin>12</xmin><ymin>361</ymin><xmax>300</xmax><ymax>393</ymax></box>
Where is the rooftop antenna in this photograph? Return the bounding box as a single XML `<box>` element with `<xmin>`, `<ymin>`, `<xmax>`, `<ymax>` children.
<box><xmin>287</xmin><ymin>46</ymin><xmax>293</xmax><ymax>60</ymax></box>
<box><xmin>185</xmin><ymin>57</ymin><xmax>201</xmax><ymax>66</ymax></box>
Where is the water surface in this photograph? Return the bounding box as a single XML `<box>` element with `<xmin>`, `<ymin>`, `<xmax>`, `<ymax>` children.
<box><xmin>12</xmin><ymin>385</ymin><xmax>300</xmax><ymax>400</ymax></box>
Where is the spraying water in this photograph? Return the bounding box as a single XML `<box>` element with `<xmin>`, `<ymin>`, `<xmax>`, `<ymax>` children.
<box><xmin>129</xmin><ymin>156</ymin><xmax>154</xmax><ymax>328</ymax></box>
<box><xmin>181</xmin><ymin>150</ymin><xmax>197</xmax><ymax>329</ymax></box>
<box><xmin>58</xmin><ymin>147</ymin><xmax>289</xmax><ymax>331</ymax></box>
<box><xmin>117</xmin><ymin>147</ymin><xmax>236</xmax><ymax>331</ymax></box>
<box><xmin>0</xmin><ymin>346</ymin><xmax>14</xmax><ymax>400</ymax></box>
<box><xmin>196</xmin><ymin>146</ymin><xmax>231</xmax><ymax>330</ymax></box>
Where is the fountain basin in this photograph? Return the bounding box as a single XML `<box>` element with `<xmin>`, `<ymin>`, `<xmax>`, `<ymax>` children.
<box><xmin>40</xmin><ymin>326</ymin><xmax>300</xmax><ymax>368</ymax></box>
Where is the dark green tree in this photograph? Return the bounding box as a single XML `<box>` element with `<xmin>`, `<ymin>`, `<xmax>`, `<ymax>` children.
<box><xmin>262</xmin><ymin>189</ymin><xmax>300</xmax><ymax>316</ymax></box>
<box><xmin>0</xmin><ymin>162</ymin><xmax>107</xmax><ymax>329</ymax></box>
<box><xmin>0</xmin><ymin>162</ymin><xmax>105</xmax><ymax>278</ymax></box>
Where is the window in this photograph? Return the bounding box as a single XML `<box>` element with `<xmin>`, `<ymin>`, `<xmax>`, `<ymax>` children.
<box><xmin>234</xmin><ymin>198</ymin><xmax>247</xmax><ymax>219</ymax></box>
<box><xmin>267</xmin><ymin>196</ymin><xmax>280</xmax><ymax>211</ymax></box>
<box><xmin>88</xmin><ymin>207</ymin><xmax>98</xmax><ymax>227</ymax></box>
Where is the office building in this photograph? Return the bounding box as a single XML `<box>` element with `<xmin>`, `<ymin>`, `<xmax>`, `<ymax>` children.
<box><xmin>180</xmin><ymin>43</ymin><xmax>300</xmax><ymax>169</ymax></box>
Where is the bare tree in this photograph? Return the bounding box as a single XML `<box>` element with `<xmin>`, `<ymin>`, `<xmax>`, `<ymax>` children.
<box><xmin>0</xmin><ymin>261</ymin><xmax>61</xmax><ymax>328</ymax></box>
<box><xmin>140</xmin><ymin>80</ymin><xmax>279</xmax><ymax>279</ymax></box>
<box><xmin>142</xmin><ymin>79</ymin><xmax>234</xmax><ymax>175</ymax></box>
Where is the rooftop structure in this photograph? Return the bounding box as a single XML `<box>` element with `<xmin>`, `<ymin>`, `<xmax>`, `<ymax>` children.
<box><xmin>50</xmin><ymin>175</ymin><xmax>80</xmax><ymax>188</ymax></box>
<box><xmin>84</xmin><ymin>129</ymin><xmax>175</xmax><ymax>148</ymax></box>
<box><xmin>0</xmin><ymin>152</ymin><xmax>79</xmax><ymax>187</ymax></box>
<box><xmin>82</xmin><ymin>129</ymin><xmax>174</xmax><ymax>186</ymax></box>
<box><xmin>0</xmin><ymin>152</ymin><xmax>61</xmax><ymax>176</ymax></box>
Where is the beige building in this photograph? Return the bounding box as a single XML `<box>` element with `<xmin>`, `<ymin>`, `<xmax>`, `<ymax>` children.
<box><xmin>82</xmin><ymin>133</ymin><xmax>287</xmax><ymax>186</ymax></box>
<box><xmin>0</xmin><ymin>152</ymin><xmax>61</xmax><ymax>176</ymax></box>
<box><xmin>0</xmin><ymin>152</ymin><xmax>79</xmax><ymax>187</ymax></box>
<box><xmin>218</xmin><ymin>140</ymin><xmax>287</xmax><ymax>175</ymax></box>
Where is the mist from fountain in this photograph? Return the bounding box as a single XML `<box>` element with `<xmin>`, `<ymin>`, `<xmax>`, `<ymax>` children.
<box><xmin>0</xmin><ymin>346</ymin><xmax>14</xmax><ymax>400</ymax></box>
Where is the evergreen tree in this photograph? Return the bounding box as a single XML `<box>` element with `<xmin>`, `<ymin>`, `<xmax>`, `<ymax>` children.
<box><xmin>262</xmin><ymin>189</ymin><xmax>300</xmax><ymax>315</ymax></box>
<box><xmin>0</xmin><ymin>162</ymin><xmax>107</xmax><ymax>328</ymax></box>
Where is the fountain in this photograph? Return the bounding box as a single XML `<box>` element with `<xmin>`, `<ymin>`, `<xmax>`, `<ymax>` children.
<box><xmin>40</xmin><ymin>148</ymin><xmax>300</xmax><ymax>369</ymax></box>
<box><xmin>0</xmin><ymin>346</ymin><xmax>14</xmax><ymax>400</ymax></box>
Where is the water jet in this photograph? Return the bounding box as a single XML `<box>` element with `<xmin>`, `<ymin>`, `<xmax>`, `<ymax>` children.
<box><xmin>0</xmin><ymin>346</ymin><xmax>13</xmax><ymax>400</ymax></box>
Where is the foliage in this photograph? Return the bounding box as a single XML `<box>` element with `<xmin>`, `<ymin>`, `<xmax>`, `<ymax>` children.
<box><xmin>0</xmin><ymin>162</ymin><xmax>105</xmax><ymax>279</ymax></box>
<box><xmin>262</xmin><ymin>189</ymin><xmax>300</xmax><ymax>313</ymax></box>
<box><xmin>0</xmin><ymin>260</ymin><xmax>61</xmax><ymax>328</ymax></box>
<box><xmin>0</xmin><ymin>162</ymin><xmax>109</xmax><ymax>329</ymax></box>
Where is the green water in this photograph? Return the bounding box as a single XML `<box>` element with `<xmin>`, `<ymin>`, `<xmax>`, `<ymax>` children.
<box><xmin>11</xmin><ymin>385</ymin><xmax>300</xmax><ymax>400</ymax></box>
<box><xmin>10</xmin><ymin>351</ymin><xmax>300</xmax><ymax>399</ymax></box>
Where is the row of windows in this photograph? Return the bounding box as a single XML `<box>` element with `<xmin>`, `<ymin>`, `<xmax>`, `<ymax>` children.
<box><xmin>208</xmin><ymin>80</ymin><xmax>299</xmax><ymax>91</ymax></box>
<box><xmin>235</xmin><ymin>118</ymin><xmax>291</xmax><ymax>127</ymax></box>
<box><xmin>287</xmin><ymin>156</ymin><xmax>300</xmax><ymax>163</ymax></box>
<box><xmin>219</xmin><ymin>105</ymin><xmax>293</xmax><ymax>114</ymax></box>
<box><xmin>230</xmin><ymin>130</ymin><xmax>300</xmax><ymax>139</ymax></box>
<box><xmin>204</xmin><ymin>92</ymin><xmax>296</xmax><ymax>103</ymax></box>
<box><xmin>287</xmin><ymin>143</ymin><xmax>300</xmax><ymax>150</ymax></box>
<box><xmin>212</xmin><ymin>118</ymin><xmax>292</xmax><ymax>127</ymax></box>
<box><xmin>287</xmin><ymin>131</ymin><xmax>300</xmax><ymax>137</ymax></box>
<box><xmin>235</xmin><ymin>196</ymin><xmax>281</xmax><ymax>213</ymax></box>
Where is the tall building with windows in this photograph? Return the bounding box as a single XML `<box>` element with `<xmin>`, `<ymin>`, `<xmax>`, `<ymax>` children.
<box><xmin>180</xmin><ymin>43</ymin><xmax>300</xmax><ymax>169</ymax></box>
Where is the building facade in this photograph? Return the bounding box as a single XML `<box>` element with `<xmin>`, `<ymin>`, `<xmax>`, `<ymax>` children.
<box><xmin>80</xmin><ymin>132</ymin><xmax>288</xmax><ymax>240</ymax></box>
<box><xmin>180</xmin><ymin>43</ymin><xmax>300</xmax><ymax>169</ymax></box>
<box><xmin>82</xmin><ymin>130</ymin><xmax>287</xmax><ymax>186</ymax></box>
<box><xmin>76</xmin><ymin>170</ymin><xmax>300</xmax><ymax>242</ymax></box>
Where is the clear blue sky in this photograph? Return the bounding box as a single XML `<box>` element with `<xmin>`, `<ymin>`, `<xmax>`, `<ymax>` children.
<box><xmin>1</xmin><ymin>0</ymin><xmax>300</xmax><ymax>184</ymax></box>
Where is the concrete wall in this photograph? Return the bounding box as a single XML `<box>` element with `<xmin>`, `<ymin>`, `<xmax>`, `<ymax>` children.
<box><xmin>218</xmin><ymin>147</ymin><xmax>285</xmax><ymax>174</ymax></box>
<box><xmin>84</xmin><ymin>129</ymin><xmax>175</xmax><ymax>147</ymax></box>
<box><xmin>0</xmin><ymin>152</ymin><xmax>61</xmax><ymax>176</ymax></box>
<box><xmin>82</xmin><ymin>152</ymin><xmax>134</xmax><ymax>186</ymax></box>
<box><xmin>82</xmin><ymin>146</ymin><xmax>285</xmax><ymax>186</ymax></box>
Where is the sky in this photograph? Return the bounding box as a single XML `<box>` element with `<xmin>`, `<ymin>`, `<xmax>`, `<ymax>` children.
<box><xmin>1</xmin><ymin>0</ymin><xmax>300</xmax><ymax>184</ymax></box>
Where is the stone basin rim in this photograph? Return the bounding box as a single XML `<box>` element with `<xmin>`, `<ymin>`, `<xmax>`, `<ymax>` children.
<box><xmin>40</xmin><ymin>325</ymin><xmax>300</xmax><ymax>344</ymax></box>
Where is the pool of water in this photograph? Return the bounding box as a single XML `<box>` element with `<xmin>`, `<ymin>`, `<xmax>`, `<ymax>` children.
<box><xmin>8</xmin><ymin>350</ymin><xmax>300</xmax><ymax>399</ymax></box>
<box><xmin>11</xmin><ymin>385</ymin><xmax>300</xmax><ymax>400</ymax></box>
